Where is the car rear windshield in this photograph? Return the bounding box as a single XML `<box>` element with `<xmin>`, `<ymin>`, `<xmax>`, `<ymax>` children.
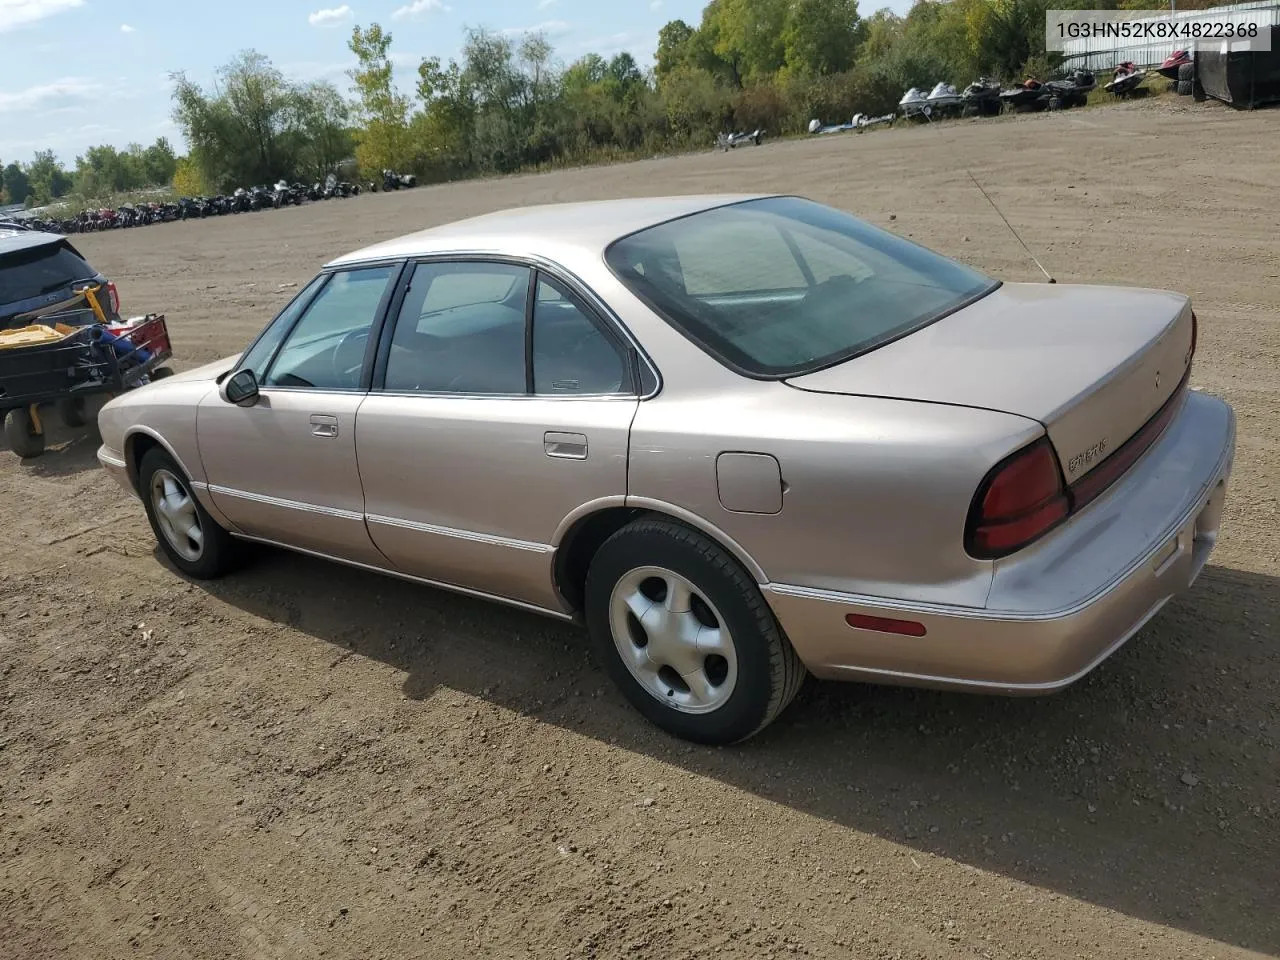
<box><xmin>0</xmin><ymin>241</ymin><xmax>97</xmax><ymax>306</ymax></box>
<box><xmin>604</xmin><ymin>196</ymin><xmax>998</xmax><ymax>378</ymax></box>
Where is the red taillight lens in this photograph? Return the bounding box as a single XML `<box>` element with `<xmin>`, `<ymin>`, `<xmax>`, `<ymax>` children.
<box><xmin>966</xmin><ymin>437</ymin><xmax>1069</xmax><ymax>559</ymax></box>
<box><xmin>106</xmin><ymin>281</ymin><xmax>120</xmax><ymax>315</ymax></box>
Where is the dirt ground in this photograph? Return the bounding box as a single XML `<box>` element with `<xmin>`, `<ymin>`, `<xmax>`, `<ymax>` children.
<box><xmin>2</xmin><ymin>97</ymin><xmax>1277</xmax><ymax>960</ymax></box>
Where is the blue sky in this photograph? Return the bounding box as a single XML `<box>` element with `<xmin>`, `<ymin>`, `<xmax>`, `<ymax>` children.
<box><xmin>1</xmin><ymin>0</ymin><xmax>911</xmax><ymax>165</ymax></box>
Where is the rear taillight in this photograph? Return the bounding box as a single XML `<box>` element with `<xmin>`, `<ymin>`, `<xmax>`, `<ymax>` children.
<box><xmin>965</xmin><ymin>437</ymin><xmax>1070</xmax><ymax>559</ymax></box>
<box><xmin>106</xmin><ymin>281</ymin><xmax>120</xmax><ymax>315</ymax></box>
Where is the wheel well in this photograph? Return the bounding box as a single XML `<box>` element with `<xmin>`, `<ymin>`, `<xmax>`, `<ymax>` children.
<box><xmin>125</xmin><ymin>432</ymin><xmax>160</xmax><ymax>492</ymax></box>
<box><xmin>554</xmin><ymin>507</ymin><xmax>642</xmax><ymax>614</ymax></box>
<box><xmin>553</xmin><ymin>506</ymin><xmax>765</xmax><ymax>615</ymax></box>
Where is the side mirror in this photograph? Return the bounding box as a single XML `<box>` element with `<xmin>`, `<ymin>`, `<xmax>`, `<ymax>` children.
<box><xmin>221</xmin><ymin>369</ymin><xmax>260</xmax><ymax>407</ymax></box>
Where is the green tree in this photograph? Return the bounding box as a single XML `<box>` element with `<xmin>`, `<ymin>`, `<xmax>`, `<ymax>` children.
<box><xmin>656</xmin><ymin>20</ymin><xmax>697</xmax><ymax>79</ymax></box>
<box><xmin>3</xmin><ymin>162</ymin><xmax>31</xmax><ymax>206</ymax></box>
<box><xmin>295</xmin><ymin>82</ymin><xmax>355</xmax><ymax>178</ymax></box>
<box><xmin>708</xmin><ymin>0</ymin><xmax>788</xmax><ymax>83</ymax></box>
<box><xmin>348</xmin><ymin>23</ymin><xmax>412</xmax><ymax>174</ymax></box>
<box><xmin>26</xmin><ymin>150</ymin><xmax>72</xmax><ymax>205</ymax></box>
<box><xmin>141</xmin><ymin>137</ymin><xmax>178</xmax><ymax>186</ymax></box>
<box><xmin>782</xmin><ymin>0</ymin><xmax>863</xmax><ymax>76</ymax></box>
<box><xmin>172</xmin><ymin>51</ymin><xmax>308</xmax><ymax>190</ymax></box>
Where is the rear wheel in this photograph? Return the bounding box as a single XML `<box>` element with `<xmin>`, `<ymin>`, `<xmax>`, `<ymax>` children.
<box><xmin>57</xmin><ymin>396</ymin><xmax>87</xmax><ymax>428</ymax></box>
<box><xmin>584</xmin><ymin>518</ymin><xmax>806</xmax><ymax>744</ymax></box>
<box><xmin>139</xmin><ymin>447</ymin><xmax>242</xmax><ymax>579</ymax></box>
<box><xmin>4</xmin><ymin>407</ymin><xmax>45</xmax><ymax>458</ymax></box>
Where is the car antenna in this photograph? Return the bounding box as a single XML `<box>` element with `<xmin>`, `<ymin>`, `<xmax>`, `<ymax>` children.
<box><xmin>921</xmin><ymin>108</ymin><xmax>1056</xmax><ymax>284</ymax></box>
<box><xmin>965</xmin><ymin>170</ymin><xmax>1056</xmax><ymax>284</ymax></box>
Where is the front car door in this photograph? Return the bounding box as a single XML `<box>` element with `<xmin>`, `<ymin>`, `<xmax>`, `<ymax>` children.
<box><xmin>356</xmin><ymin>259</ymin><xmax>643</xmax><ymax>611</ymax></box>
<box><xmin>197</xmin><ymin>263</ymin><xmax>401</xmax><ymax>566</ymax></box>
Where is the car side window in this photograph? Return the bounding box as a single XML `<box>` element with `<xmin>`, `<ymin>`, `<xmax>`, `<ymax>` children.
<box><xmin>261</xmin><ymin>266</ymin><xmax>395</xmax><ymax>390</ymax></box>
<box><xmin>384</xmin><ymin>261</ymin><xmax>530</xmax><ymax>395</ymax></box>
<box><xmin>533</xmin><ymin>276</ymin><xmax>629</xmax><ymax>395</ymax></box>
<box><xmin>237</xmin><ymin>274</ymin><xmax>327</xmax><ymax>379</ymax></box>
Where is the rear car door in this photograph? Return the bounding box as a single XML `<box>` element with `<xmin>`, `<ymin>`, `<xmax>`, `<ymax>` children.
<box><xmin>197</xmin><ymin>264</ymin><xmax>401</xmax><ymax>566</ymax></box>
<box><xmin>356</xmin><ymin>259</ymin><xmax>642</xmax><ymax>610</ymax></box>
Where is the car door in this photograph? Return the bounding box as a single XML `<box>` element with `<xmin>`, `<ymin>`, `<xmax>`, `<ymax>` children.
<box><xmin>356</xmin><ymin>259</ymin><xmax>642</xmax><ymax>610</ymax></box>
<box><xmin>197</xmin><ymin>263</ymin><xmax>401</xmax><ymax>566</ymax></box>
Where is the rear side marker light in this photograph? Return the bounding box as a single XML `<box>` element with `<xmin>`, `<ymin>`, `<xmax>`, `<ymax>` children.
<box><xmin>845</xmin><ymin>613</ymin><xmax>927</xmax><ymax>637</ymax></box>
<box><xmin>106</xmin><ymin>281</ymin><xmax>120</xmax><ymax>315</ymax></box>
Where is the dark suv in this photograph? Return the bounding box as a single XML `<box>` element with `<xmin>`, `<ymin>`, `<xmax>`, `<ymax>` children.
<box><xmin>0</xmin><ymin>227</ymin><xmax>120</xmax><ymax>331</ymax></box>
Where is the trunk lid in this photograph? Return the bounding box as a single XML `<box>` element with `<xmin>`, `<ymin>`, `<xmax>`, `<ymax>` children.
<box><xmin>785</xmin><ymin>282</ymin><xmax>1195</xmax><ymax>483</ymax></box>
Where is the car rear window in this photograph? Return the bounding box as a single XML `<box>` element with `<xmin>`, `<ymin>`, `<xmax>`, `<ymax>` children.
<box><xmin>604</xmin><ymin>196</ymin><xmax>998</xmax><ymax>378</ymax></box>
<box><xmin>0</xmin><ymin>241</ymin><xmax>97</xmax><ymax>306</ymax></box>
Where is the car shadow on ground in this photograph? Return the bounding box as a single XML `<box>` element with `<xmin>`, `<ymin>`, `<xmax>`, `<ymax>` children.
<box><xmin>193</xmin><ymin>551</ymin><xmax>1279</xmax><ymax>954</ymax></box>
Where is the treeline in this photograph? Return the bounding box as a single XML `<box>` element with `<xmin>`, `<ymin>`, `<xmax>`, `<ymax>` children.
<box><xmin>5</xmin><ymin>0</ymin><xmax>1214</xmax><ymax>206</ymax></box>
<box><xmin>1</xmin><ymin>140</ymin><xmax>177</xmax><ymax>208</ymax></box>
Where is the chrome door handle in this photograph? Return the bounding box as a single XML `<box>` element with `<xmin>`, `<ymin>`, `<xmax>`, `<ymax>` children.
<box><xmin>544</xmin><ymin>431</ymin><xmax>587</xmax><ymax>460</ymax></box>
<box><xmin>310</xmin><ymin>414</ymin><xmax>339</xmax><ymax>438</ymax></box>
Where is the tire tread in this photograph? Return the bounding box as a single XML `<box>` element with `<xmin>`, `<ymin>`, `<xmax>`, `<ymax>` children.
<box><xmin>591</xmin><ymin>517</ymin><xmax>806</xmax><ymax>741</ymax></box>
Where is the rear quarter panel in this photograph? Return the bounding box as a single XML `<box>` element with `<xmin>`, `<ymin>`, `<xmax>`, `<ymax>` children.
<box><xmin>627</xmin><ymin>383</ymin><xmax>1044</xmax><ymax>608</ymax></box>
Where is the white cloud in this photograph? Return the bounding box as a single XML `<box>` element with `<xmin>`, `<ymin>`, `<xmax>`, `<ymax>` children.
<box><xmin>120</xmin><ymin>23</ymin><xmax>135</xmax><ymax>33</ymax></box>
<box><xmin>0</xmin><ymin>76</ymin><xmax>100</xmax><ymax>114</ymax></box>
<box><xmin>0</xmin><ymin>0</ymin><xmax>84</xmax><ymax>33</ymax></box>
<box><xmin>578</xmin><ymin>31</ymin><xmax>638</xmax><ymax>57</ymax></box>
<box><xmin>503</xmin><ymin>19</ymin><xmax>571</xmax><ymax>38</ymax></box>
<box><xmin>308</xmin><ymin>5</ymin><xmax>352</xmax><ymax>27</ymax></box>
<box><xmin>392</xmin><ymin>0</ymin><xmax>450</xmax><ymax>19</ymax></box>
<box><xmin>650</xmin><ymin>0</ymin><xmax>664</xmax><ymax>9</ymax></box>
<box><xmin>536</xmin><ymin>0</ymin><xmax>560</xmax><ymax>8</ymax></box>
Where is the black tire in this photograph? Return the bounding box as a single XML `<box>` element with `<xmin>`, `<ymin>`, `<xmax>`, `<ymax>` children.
<box><xmin>1177</xmin><ymin>80</ymin><xmax>1193</xmax><ymax>96</ymax></box>
<box><xmin>1178</xmin><ymin>62</ymin><xmax>1194</xmax><ymax>82</ymax></box>
<box><xmin>4</xmin><ymin>407</ymin><xmax>45</xmax><ymax>458</ymax></box>
<box><xmin>1048</xmin><ymin>96</ymin><xmax>1064</xmax><ymax>111</ymax></box>
<box><xmin>150</xmin><ymin>366</ymin><xmax>175</xmax><ymax>381</ymax></box>
<box><xmin>138</xmin><ymin>447</ymin><xmax>242</xmax><ymax>579</ymax></box>
<box><xmin>57</xmin><ymin>396</ymin><xmax>87</xmax><ymax>428</ymax></box>
<box><xmin>584</xmin><ymin>518</ymin><xmax>806</xmax><ymax>744</ymax></box>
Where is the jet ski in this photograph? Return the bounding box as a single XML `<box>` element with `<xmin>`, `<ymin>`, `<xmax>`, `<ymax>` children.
<box><xmin>1157</xmin><ymin>49</ymin><xmax>1192</xmax><ymax>82</ymax></box>
<box><xmin>962</xmin><ymin>77</ymin><xmax>1002</xmax><ymax>116</ymax></box>
<box><xmin>1000</xmin><ymin>77</ymin><xmax>1048</xmax><ymax>112</ymax></box>
<box><xmin>898</xmin><ymin>87</ymin><xmax>929</xmax><ymax>118</ymax></box>
<box><xmin>1044</xmin><ymin>69</ymin><xmax>1096</xmax><ymax>109</ymax></box>
<box><xmin>1105</xmin><ymin>61</ymin><xmax>1147</xmax><ymax>97</ymax></box>
<box><xmin>925</xmin><ymin>81</ymin><xmax>963</xmax><ymax>116</ymax></box>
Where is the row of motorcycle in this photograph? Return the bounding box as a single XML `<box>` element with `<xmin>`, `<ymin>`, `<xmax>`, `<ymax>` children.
<box><xmin>19</xmin><ymin>169</ymin><xmax>418</xmax><ymax>236</ymax></box>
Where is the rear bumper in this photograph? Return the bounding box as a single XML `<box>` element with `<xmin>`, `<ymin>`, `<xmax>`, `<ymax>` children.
<box><xmin>765</xmin><ymin>390</ymin><xmax>1236</xmax><ymax>692</ymax></box>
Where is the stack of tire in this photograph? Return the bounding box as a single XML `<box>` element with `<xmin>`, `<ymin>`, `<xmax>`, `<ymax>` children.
<box><xmin>1177</xmin><ymin>61</ymin><xmax>1194</xmax><ymax>96</ymax></box>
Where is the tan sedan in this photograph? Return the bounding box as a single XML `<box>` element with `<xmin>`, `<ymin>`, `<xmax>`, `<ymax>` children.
<box><xmin>97</xmin><ymin>195</ymin><xmax>1236</xmax><ymax>743</ymax></box>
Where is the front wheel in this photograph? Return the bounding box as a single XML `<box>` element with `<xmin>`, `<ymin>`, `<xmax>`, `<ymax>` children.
<box><xmin>139</xmin><ymin>447</ymin><xmax>242</xmax><ymax>579</ymax></box>
<box><xmin>584</xmin><ymin>518</ymin><xmax>806</xmax><ymax>744</ymax></box>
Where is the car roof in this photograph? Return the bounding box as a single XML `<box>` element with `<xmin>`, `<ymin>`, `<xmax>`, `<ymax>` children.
<box><xmin>326</xmin><ymin>194</ymin><xmax>774</xmax><ymax>268</ymax></box>
<box><xmin>0</xmin><ymin>227</ymin><xmax>65</xmax><ymax>257</ymax></box>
